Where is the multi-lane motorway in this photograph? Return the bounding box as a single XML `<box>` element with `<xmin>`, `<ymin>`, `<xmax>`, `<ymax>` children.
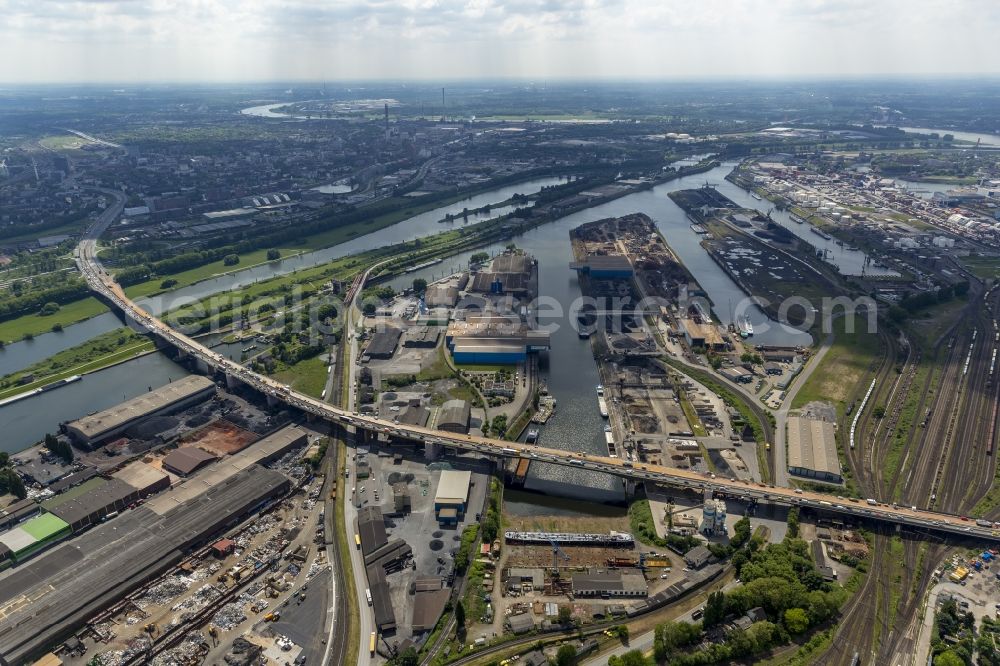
<box><xmin>72</xmin><ymin>220</ymin><xmax>1000</xmax><ymax>546</ymax></box>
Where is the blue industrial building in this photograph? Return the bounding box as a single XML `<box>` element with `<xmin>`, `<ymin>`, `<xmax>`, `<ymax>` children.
<box><xmin>570</xmin><ymin>254</ymin><xmax>634</xmax><ymax>279</ymax></box>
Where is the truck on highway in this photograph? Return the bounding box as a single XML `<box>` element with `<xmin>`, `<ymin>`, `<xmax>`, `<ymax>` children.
<box><xmin>365</xmin><ymin>588</ymin><xmax>372</xmax><ymax>606</ymax></box>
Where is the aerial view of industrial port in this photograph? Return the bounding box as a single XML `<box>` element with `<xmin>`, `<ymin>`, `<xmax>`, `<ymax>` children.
<box><xmin>1</xmin><ymin>2</ymin><xmax>1000</xmax><ymax>666</ymax></box>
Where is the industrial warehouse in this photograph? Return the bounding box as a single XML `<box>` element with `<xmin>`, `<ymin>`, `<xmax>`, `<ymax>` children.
<box><xmin>787</xmin><ymin>415</ymin><xmax>842</xmax><ymax>483</ymax></box>
<box><xmin>445</xmin><ymin>316</ymin><xmax>550</xmax><ymax>365</ymax></box>
<box><xmin>0</xmin><ymin>424</ymin><xmax>309</xmax><ymax>663</ymax></box>
<box><xmin>0</xmin><ymin>465</ymin><xmax>291</xmax><ymax>664</ymax></box>
<box><xmin>61</xmin><ymin>375</ymin><xmax>217</xmax><ymax>447</ymax></box>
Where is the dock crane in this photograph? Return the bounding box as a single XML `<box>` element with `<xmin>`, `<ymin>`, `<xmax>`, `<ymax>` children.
<box><xmin>549</xmin><ymin>539</ymin><xmax>570</xmax><ymax>573</ymax></box>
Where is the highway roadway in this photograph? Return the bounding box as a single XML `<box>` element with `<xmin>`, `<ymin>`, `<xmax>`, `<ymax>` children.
<box><xmin>71</xmin><ymin>219</ymin><xmax>1000</xmax><ymax>550</ymax></box>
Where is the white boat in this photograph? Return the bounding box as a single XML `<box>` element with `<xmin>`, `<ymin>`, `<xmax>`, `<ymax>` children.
<box><xmin>789</xmin><ymin>212</ymin><xmax>805</xmax><ymax>224</ymax></box>
<box><xmin>598</xmin><ymin>396</ymin><xmax>609</xmax><ymax>418</ymax></box>
<box><xmin>750</xmin><ymin>192</ymin><xmax>763</xmax><ymax>201</ymax></box>
<box><xmin>738</xmin><ymin>315</ymin><xmax>754</xmax><ymax>338</ymax></box>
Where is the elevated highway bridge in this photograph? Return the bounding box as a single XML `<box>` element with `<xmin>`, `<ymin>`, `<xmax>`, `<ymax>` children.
<box><xmin>73</xmin><ymin>222</ymin><xmax>1000</xmax><ymax>546</ymax></box>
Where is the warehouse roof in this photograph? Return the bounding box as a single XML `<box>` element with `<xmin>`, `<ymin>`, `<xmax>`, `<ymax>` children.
<box><xmin>506</xmin><ymin>612</ymin><xmax>535</xmax><ymax>633</ymax></box>
<box><xmin>396</xmin><ymin>405</ymin><xmax>430</xmax><ymax>427</ymax></box>
<box><xmin>47</xmin><ymin>468</ymin><xmax>99</xmax><ymax>493</ymax></box>
<box><xmin>162</xmin><ymin>447</ymin><xmax>218</xmax><ymax>476</ymax></box>
<box><xmin>20</xmin><ymin>514</ymin><xmax>69</xmax><ymax>542</ymax></box>
<box><xmin>66</xmin><ymin>376</ymin><xmax>215</xmax><ymax>440</ymax></box>
<box><xmin>787</xmin><ymin>416</ymin><xmax>839</xmax><ymax>477</ymax></box>
<box><xmin>358</xmin><ymin>506</ymin><xmax>387</xmax><ymax>555</ymax></box>
<box><xmin>0</xmin><ymin>526</ymin><xmax>35</xmax><ymax>553</ymax></box>
<box><xmin>41</xmin><ymin>477</ymin><xmax>107</xmax><ymax>511</ymax></box>
<box><xmin>365</xmin><ymin>327</ymin><xmax>402</xmax><ymax>357</ymax></box>
<box><xmin>113</xmin><ymin>462</ymin><xmax>170</xmax><ymax>492</ymax></box>
<box><xmin>143</xmin><ymin>427</ymin><xmax>306</xmax><ymax>515</ymax></box>
<box><xmin>435</xmin><ymin>469</ymin><xmax>471</xmax><ymax>506</ymax></box>
<box><xmin>582</xmin><ymin>254</ymin><xmax>633</xmax><ymax>271</ymax></box>
<box><xmin>436</xmin><ymin>400</ymin><xmax>471</xmax><ymax>430</ymax></box>
<box><xmin>572</xmin><ymin>571</ymin><xmax>648</xmax><ymax>595</ymax></box>
<box><xmin>47</xmin><ymin>478</ymin><xmax>138</xmax><ymax>527</ymax></box>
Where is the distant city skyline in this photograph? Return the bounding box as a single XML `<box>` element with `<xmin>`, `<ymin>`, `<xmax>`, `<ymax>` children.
<box><xmin>2</xmin><ymin>0</ymin><xmax>999</xmax><ymax>83</ymax></box>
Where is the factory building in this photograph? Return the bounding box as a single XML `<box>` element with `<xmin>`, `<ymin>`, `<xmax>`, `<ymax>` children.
<box><xmin>63</xmin><ymin>376</ymin><xmax>216</xmax><ymax>447</ymax></box>
<box><xmin>569</xmin><ymin>254</ymin><xmax>634</xmax><ymax>279</ymax></box>
<box><xmin>411</xmin><ymin>577</ymin><xmax>449</xmax><ymax>633</ymax></box>
<box><xmin>445</xmin><ymin>315</ymin><xmax>550</xmax><ymax>365</ymax></box>
<box><xmin>0</xmin><ymin>465</ymin><xmax>291</xmax><ymax>664</ymax></box>
<box><xmin>469</xmin><ymin>252</ymin><xmax>538</xmax><ymax>299</ymax></box>
<box><xmin>0</xmin><ymin>513</ymin><xmax>71</xmax><ymax>563</ymax></box>
<box><xmin>787</xmin><ymin>416</ymin><xmax>842</xmax><ymax>483</ymax></box>
<box><xmin>0</xmin><ymin>498</ymin><xmax>40</xmax><ymax>531</ymax></box>
<box><xmin>112</xmin><ymin>461</ymin><xmax>171</xmax><ymax>498</ymax></box>
<box><xmin>571</xmin><ymin>571</ymin><xmax>648</xmax><ymax>598</ymax></box>
<box><xmin>364</xmin><ymin>327</ymin><xmax>403</xmax><ymax>359</ymax></box>
<box><xmin>403</xmin><ymin>326</ymin><xmax>441</xmax><ymax>348</ymax></box>
<box><xmin>46</xmin><ymin>478</ymin><xmax>140</xmax><ymax>532</ymax></box>
<box><xmin>719</xmin><ymin>367</ymin><xmax>753</xmax><ymax>384</ymax></box>
<box><xmin>162</xmin><ymin>447</ymin><xmax>219</xmax><ymax>477</ymax></box>
<box><xmin>435</xmin><ymin>400</ymin><xmax>471</xmax><ymax>435</ymax></box>
<box><xmin>680</xmin><ymin>319</ymin><xmax>726</xmax><ymax>351</ymax></box>
<box><xmin>366</xmin><ymin>565</ymin><xmax>397</xmax><ymax>632</ymax></box>
<box><xmin>358</xmin><ymin>506</ymin><xmax>388</xmax><ymax>555</ymax></box>
<box><xmin>434</xmin><ymin>469</ymin><xmax>471</xmax><ymax>524</ymax></box>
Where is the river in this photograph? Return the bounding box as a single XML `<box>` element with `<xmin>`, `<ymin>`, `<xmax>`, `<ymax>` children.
<box><xmin>900</xmin><ymin>127</ymin><xmax>1000</xmax><ymax>148</ymax></box>
<box><xmin>0</xmin><ymin>353</ymin><xmax>189</xmax><ymax>455</ymax></box>
<box><xmin>0</xmin><ymin>177</ymin><xmax>566</xmax><ymax>377</ymax></box>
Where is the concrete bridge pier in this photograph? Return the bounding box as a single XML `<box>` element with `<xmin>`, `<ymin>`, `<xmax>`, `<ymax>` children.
<box><xmin>194</xmin><ymin>357</ymin><xmax>212</xmax><ymax>374</ymax></box>
<box><xmin>224</xmin><ymin>372</ymin><xmax>241</xmax><ymax>391</ymax></box>
<box><xmin>266</xmin><ymin>393</ymin><xmax>281</xmax><ymax>409</ymax></box>
<box><xmin>623</xmin><ymin>478</ymin><xmax>638</xmax><ymax>500</ymax></box>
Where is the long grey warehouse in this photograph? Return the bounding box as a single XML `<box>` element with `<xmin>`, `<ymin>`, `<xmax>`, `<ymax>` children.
<box><xmin>0</xmin><ymin>465</ymin><xmax>290</xmax><ymax>664</ymax></box>
<box><xmin>62</xmin><ymin>375</ymin><xmax>217</xmax><ymax>448</ymax></box>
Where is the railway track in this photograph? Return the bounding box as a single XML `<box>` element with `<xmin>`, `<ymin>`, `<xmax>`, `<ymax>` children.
<box><xmin>826</xmin><ymin>280</ymin><xmax>1000</xmax><ymax>664</ymax></box>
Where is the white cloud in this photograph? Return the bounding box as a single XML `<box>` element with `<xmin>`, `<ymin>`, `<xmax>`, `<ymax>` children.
<box><xmin>0</xmin><ymin>0</ymin><xmax>998</xmax><ymax>81</ymax></box>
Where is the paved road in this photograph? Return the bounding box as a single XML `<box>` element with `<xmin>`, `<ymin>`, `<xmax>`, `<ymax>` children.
<box><xmin>771</xmin><ymin>329</ymin><xmax>835</xmax><ymax>487</ymax></box>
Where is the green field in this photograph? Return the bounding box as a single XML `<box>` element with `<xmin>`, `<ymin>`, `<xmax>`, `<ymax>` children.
<box><xmin>959</xmin><ymin>255</ymin><xmax>1000</xmax><ymax>280</ymax></box>
<box><xmin>38</xmin><ymin>134</ymin><xmax>96</xmax><ymax>151</ymax></box>
<box><xmin>792</xmin><ymin>316</ymin><xmax>883</xmax><ymax>416</ymax></box>
<box><xmin>270</xmin><ymin>355</ymin><xmax>330</xmax><ymax>398</ymax></box>
<box><xmin>0</xmin><ymin>297</ymin><xmax>108</xmax><ymax>344</ymax></box>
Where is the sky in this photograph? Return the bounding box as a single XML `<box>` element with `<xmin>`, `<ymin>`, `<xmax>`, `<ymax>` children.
<box><xmin>2</xmin><ymin>0</ymin><xmax>999</xmax><ymax>83</ymax></box>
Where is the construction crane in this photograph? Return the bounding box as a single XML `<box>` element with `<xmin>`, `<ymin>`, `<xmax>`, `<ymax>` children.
<box><xmin>549</xmin><ymin>539</ymin><xmax>570</xmax><ymax>572</ymax></box>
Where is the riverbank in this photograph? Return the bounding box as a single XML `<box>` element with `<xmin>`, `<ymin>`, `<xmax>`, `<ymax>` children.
<box><xmin>0</xmin><ymin>328</ymin><xmax>155</xmax><ymax>401</ymax></box>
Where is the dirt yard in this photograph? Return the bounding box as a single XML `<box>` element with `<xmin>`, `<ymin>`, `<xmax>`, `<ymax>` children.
<box><xmin>180</xmin><ymin>419</ymin><xmax>257</xmax><ymax>456</ymax></box>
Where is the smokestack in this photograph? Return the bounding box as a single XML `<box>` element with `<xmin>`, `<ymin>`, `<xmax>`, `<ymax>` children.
<box><xmin>384</xmin><ymin>103</ymin><xmax>389</xmax><ymax>131</ymax></box>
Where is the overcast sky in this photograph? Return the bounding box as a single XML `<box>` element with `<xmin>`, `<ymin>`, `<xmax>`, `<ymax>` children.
<box><xmin>2</xmin><ymin>0</ymin><xmax>999</xmax><ymax>83</ymax></box>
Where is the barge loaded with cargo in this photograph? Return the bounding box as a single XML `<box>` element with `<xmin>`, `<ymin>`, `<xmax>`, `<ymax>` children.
<box><xmin>597</xmin><ymin>385</ymin><xmax>609</xmax><ymax>418</ymax></box>
<box><xmin>604</xmin><ymin>424</ymin><xmax>617</xmax><ymax>457</ymax></box>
